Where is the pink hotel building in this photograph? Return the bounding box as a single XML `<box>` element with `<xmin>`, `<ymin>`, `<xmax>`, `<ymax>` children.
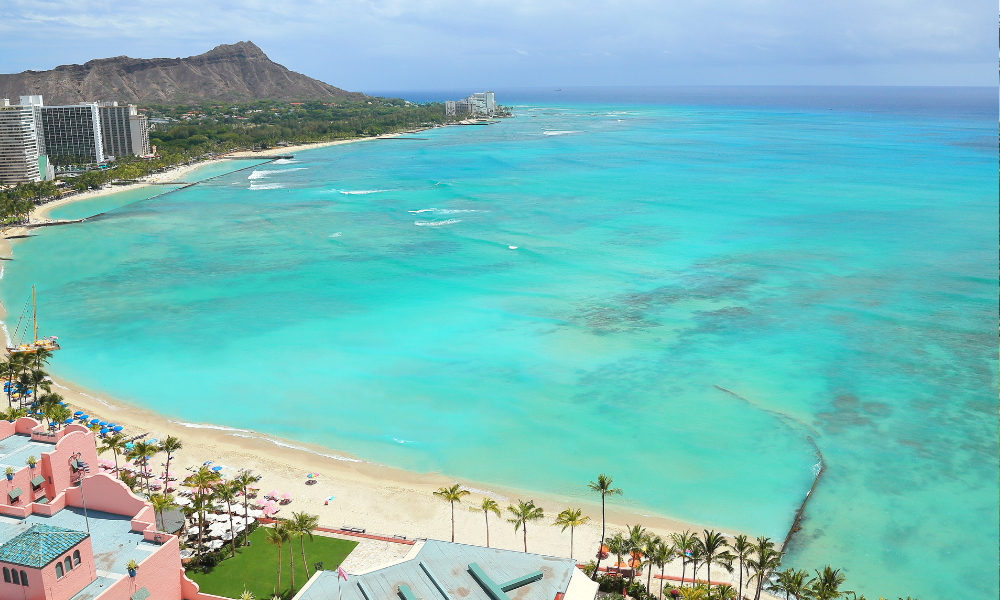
<box><xmin>0</xmin><ymin>417</ymin><xmax>223</xmax><ymax>600</ymax></box>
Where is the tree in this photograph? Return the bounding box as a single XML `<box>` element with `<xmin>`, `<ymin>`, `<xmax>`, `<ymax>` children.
<box><xmin>731</xmin><ymin>534</ymin><xmax>753</xmax><ymax>599</ymax></box>
<box><xmin>149</xmin><ymin>493</ymin><xmax>177</xmax><ymax>532</ymax></box>
<box><xmin>810</xmin><ymin>566</ymin><xmax>848</xmax><ymax>600</ymax></box>
<box><xmin>696</xmin><ymin>530</ymin><xmax>733</xmax><ymax>589</ymax></box>
<box><xmin>670</xmin><ymin>531</ymin><xmax>696</xmax><ymax>587</ymax></box>
<box><xmin>624</xmin><ymin>524</ymin><xmax>648</xmax><ymax>586</ymax></box>
<box><xmin>126</xmin><ymin>440</ymin><xmax>158</xmax><ymax>496</ymax></box>
<box><xmin>506</xmin><ymin>499</ymin><xmax>545</xmax><ymax>552</ymax></box>
<box><xmin>587</xmin><ymin>474</ymin><xmax>623</xmax><ymax>580</ymax></box>
<box><xmin>606</xmin><ymin>532</ymin><xmax>626</xmax><ymax>573</ymax></box>
<box><xmin>290</xmin><ymin>511</ymin><xmax>319</xmax><ymax>579</ymax></box>
<box><xmin>98</xmin><ymin>434</ymin><xmax>128</xmax><ymax>479</ymax></box>
<box><xmin>215</xmin><ymin>481</ymin><xmax>240</xmax><ymax>558</ymax></box>
<box><xmin>553</xmin><ymin>508</ymin><xmax>590</xmax><ymax>559</ymax></box>
<box><xmin>714</xmin><ymin>584</ymin><xmax>737</xmax><ymax>600</ymax></box>
<box><xmin>640</xmin><ymin>534</ymin><xmax>662</xmax><ymax>593</ymax></box>
<box><xmin>688</xmin><ymin>544</ymin><xmax>704</xmax><ymax>587</ymax></box>
<box><xmin>159</xmin><ymin>436</ymin><xmax>183</xmax><ymax>489</ymax></box>
<box><xmin>747</xmin><ymin>536</ymin><xmax>782</xmax><ymax>600</ymax></box>
<box><xmin>649</xmin><ymin>538</ymin><xmax>675</xmax><ymax>599</ymax></box>
<box><xmin>470</xmin><ymin>498</ymin><xmax>501</xmax><ymax>547</ymax></box>
<box><xmin>185</xmin><ymin>492</ymin><xmax>214</xmax><ymax>556</ymax></box>
<box><xmin>234</xmin><ymin>469</ymin><xmax>262</xmax><ymax>541</ymax></box>
<box><xmin>770</xmin><ymin>568</ymin><xmax>812</xmax><ymax>600</ymax></box>
<box><xmin>266</xmin><ymin>522</ymin><xmax>289</xmax><ymax>593</ymax></box>
<box><xmin>433</xmin><ymin>484</ymin><xmax>470</xmax><ymax>542</ymax></box>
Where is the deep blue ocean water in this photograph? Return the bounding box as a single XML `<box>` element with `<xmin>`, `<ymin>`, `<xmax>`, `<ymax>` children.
<box><xmin>5</xmin><ymin>88</ymin><xmax>997</xmax><ymax>599</ymax></box>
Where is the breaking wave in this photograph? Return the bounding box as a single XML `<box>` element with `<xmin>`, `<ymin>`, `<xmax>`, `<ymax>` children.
<box><xmin>339</xmin><ymin>189</ymin><xmax>388</xmax><ymax>195</ymax></box>
<box><xmin>543</xmin><ymin>130</ymin><xmax>581</xmax><ymax>136</ymax></box>
<box><xmin>249</xmin><ymin>183</ymin><xmax>283</xmax><ymax>190</ymax></box>
<box><xmin>414</xmin><ymin>219</ymin><xmax>461</xmax><ymax>227</ymax></box>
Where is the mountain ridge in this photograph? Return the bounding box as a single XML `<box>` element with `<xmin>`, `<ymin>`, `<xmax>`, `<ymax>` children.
<box><xmin>0</xmin><ymin>42</ymin><xmax>364</xmax><ymax>105</ymax></box>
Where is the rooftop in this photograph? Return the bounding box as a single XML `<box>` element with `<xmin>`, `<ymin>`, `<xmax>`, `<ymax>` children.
<box><xmin>298</xmin><ymin>540</ymin><xmax>577</xmax><ymax>600</ymax></box>
<box><xmin>0</xmin><ymin>506</ymin><xmax>155</xmax><ymax>576</ymax></box>
<box><xmin>0</xmin><ymin>523</ymin><xmax>88</xmax><ymax>567</ymax></box>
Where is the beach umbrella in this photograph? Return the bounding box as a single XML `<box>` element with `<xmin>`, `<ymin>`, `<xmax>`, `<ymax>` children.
<box><xmin>100</xmin><ymin>428</ymin><xmax>108</xmax><ymax>435</ymax></box>
<box><xmin>64</xmin><ymin>418</ymin><xmax>73</xmax><ymax>424</ymax></box>
<box><xmin>306</xmin><ymin>473</ymin><xmax>319</xmax><ymax>479</ymax></box>
<box><xmin>281</xmin><ymin>492</ymin><xmax>291</xmax><ymax>500</ymax></box>
<box><xmin>185</xmin><ymin>526</ymin><xmax>200</xmax><ymax>535</ymax></box>
<box><xmin>89</xmin><ymin>418</ymin><xmax>100</xmax><ymax>424</ymax></box>
<box><xmin>268</xmin><ymin>490</ymin><xmax>280</xmax><ymax>498</ymax></box>
<box><xmin>73</xmin><ymin>411</ymin><xmax>83</xmax><ymax>416</ymax></box>
<box><xmin>113</xmin><ymin>426</ymin><xmax>123</xmax><ymax>432</ymax></box>
<box><xmin>263</xmin><ymin>505</ymin><xmax>278</xmax><ymax>517</ymax></box>
<box><xmin>212</xmin><ymin>466</ymin><xmax>222</xmax><ymax>472</ymax></box>
<box><xmin>203</xmin><ymin>461</ymin><xmax>213</xmax><ymax>466</ymax></box>
<box><xmin>79</xmin><ymin>414</ymin><xmax>88</xmax><ymax>420</ymax></box>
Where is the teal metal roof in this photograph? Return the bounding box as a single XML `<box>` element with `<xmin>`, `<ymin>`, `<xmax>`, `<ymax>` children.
<box><xmin>131</xmin><ymin>587</ymin><xmax>151</xmax><ymax>600</ymax></box>
<box><xmin>0</xmin><ymin>524</ymin><xmax>88</xmax><ymax>567</ymax></box>
<box><xmin>299</xmin><ymin>540</ymin><xmax>577</xmax><ymax>600</ymax></box>
<box><xmin>30</xmin><ymin>475</ymin><xmax>45</xmax><ymax>486</ymax></box>
<box><xmin>8</xmin><ymin>487</ymin><xmax>22</xmax><ymax>500</ymax></box>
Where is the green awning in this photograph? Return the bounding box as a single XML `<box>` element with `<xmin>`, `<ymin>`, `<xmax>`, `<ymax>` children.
<box><xmin>131</xmin><ymin>587</ymin><xmax>150</xmax><ymax>600</ymax></box>
<box><xmin>30</xmin><ymin>475</ymin><xmax>45</xmax><ymax>487</ymax></box>
<box><xmin>70</xmin><ymin>459</ymin><xmax>80</xmax><ymax>471</ymax></box>
<box><xmin>34</xmin><ymin>497</ymin><xmax>48</xmax><ymax>505</ymax></box>
<box><xmin>8</xmin><ymin>487</ymin><xmax>22</xmax><ymax>500</ymax></box>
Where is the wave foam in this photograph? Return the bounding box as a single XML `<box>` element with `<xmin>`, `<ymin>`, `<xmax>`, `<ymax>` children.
<box><xmin>170</xmin><ymin>421</ymin><xmax>253</xmax><ymax>433</ymax></box>
<box><xmin>340</xmin><ymin>189</ymin><xmax>388</xmax><ymax>195</ymax></box>
<box><xmin>408</xmin><ymin>208</ymin><xmax>437</xmax><ymax>214</ymax></box>
<box><xmin>329</xmin><ymin>232</ymin><xmax>342</xmax><ymax>238</ymax></box>
<box><xmin>543</xmin><ymin>130</ymin><xmax>581</xmax><ymax>136</ymax></box>
<box><xmin>249</xmin><ymin>183</ymin><xmax>283</xmax><ymax>190</ymax></box>
<box><xmin>272</xmin><ymin>159</ymin><xmax>299</xmax><ymax>164</ymax></box>
<box><xmin>409</xmin><ymin>208</ymin><xmax>482</xmax><ymax>215</ymax></box>
<box><xmin>460</xmin><ymin>486</ymin><xmax>508</xmax><ymax>501</ymax></box>
<box><xmin>257</xmin><ymin>437</ymin><xmax>364</xmax><ymax>463</ymax></box>
<box><xmin>414</xmin><ymin>219</ymin><xmax>461</xmax><ymax>227</ymax></box>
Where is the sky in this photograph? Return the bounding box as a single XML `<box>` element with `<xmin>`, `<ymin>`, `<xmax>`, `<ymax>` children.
<box><xmin>0</xmin><ymin>0</ymin><xmax>993</xmax><ymax>92</ymax></box>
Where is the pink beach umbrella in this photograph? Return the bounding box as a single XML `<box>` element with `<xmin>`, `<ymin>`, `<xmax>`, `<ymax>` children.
<box><xmin>263</xmin><ymin>505</ymin><xmax>278</xmax><ymax>517</ymax></box>
<box><xmin>268</xmin><ymin>490</ymin><xmax>280</xmax><ymax>499</ymax></box>
<box><xmin>281</xmin><ymin>492</ymin><xmax>291</xmax><ymax>500</ymax></box>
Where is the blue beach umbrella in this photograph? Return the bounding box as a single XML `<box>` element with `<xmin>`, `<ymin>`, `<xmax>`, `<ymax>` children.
<box><xmin>90</xmin><ymin>418</ymin><xmax>100</xmax><ymax>424</ymax></box>
<box><xmin>74</xmin><ymin>411</ymin><xmax>83</xmax><ymax>416</ymax></box>
<box><xmin>100</xmin><ymin>428</ymin><xmax>108</xmax><ymax>435</ymax></box>
<box><xmin>212</xmin><ymin>466</ymin><xmax>222</xmax><ymax>472</ymax></box>
<box><xmin>113</xmin><ymin>426</ymin><xmax>123</xmax><ymax>433</ymax></box>
<box><xmin>79</xmin><ymin>414</ymin><xmax>88</xmax><ymax>420</ymax></box>
<box><xmin>64</xmin><ymin>418</ymin><xmax>73</xmax><ymax>424</ymax></box>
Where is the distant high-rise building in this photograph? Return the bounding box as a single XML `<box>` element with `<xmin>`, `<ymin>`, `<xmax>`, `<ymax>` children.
<box><xmin>39</xmin><ymin>103</ymin><xmax>104</xmax><ymax>164</ymax></box>
<box><xmin>98</xmin><ymin>102</ymin><xmax>151</xmax><ymax>158</ymax></box>
<box><xmin>18</xmin><ymin>95</ymin><xmax>45</xmax><ymax>156</ymax></box>
<box><xmin>0</xmin><ymin>99</ymin><xmax>41</xmax><ymax>184</ymax></box>
<box><xmin>445</xmin><ymin>100</ymin><xmax>457</xmax><ymax>117</ymax></box>
<box><xmin>449</xmin><ymin>92</ymin><xmax>497</xmax><ymax>117</ymax></box>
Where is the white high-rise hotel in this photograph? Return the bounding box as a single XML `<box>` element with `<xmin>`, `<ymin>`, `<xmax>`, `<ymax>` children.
<box><xmin>445</xmin><ymin>92</ymin><xmax>496</xmax><ymax>117</ymax></box>
<box><xmin>0</xmin><ymin>95</ymin><xmax>151</xmax><ymax>184</ymax></box>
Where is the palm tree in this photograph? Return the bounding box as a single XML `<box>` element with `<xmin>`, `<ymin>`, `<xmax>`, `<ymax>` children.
<box><xmin>433</xmin><ymin>484</ymin><xmax>470</xmax><ymax>542</ymax></box>
<box><xmin>623</xmin><ymin>524</ymin><xmax>647</xmax><ymax>587</ymax></box>
<box><xmin>470</xmin><ymin>498</ymin><xmax>501</xmax><ymax>547</ymax></box>
<box><xmin>48</xmin><ymin>404</ymin><xmax>71</xmax><ymax>429</ymax></box>
<box><xmin>266</xmin><ymin>523</ymin><xmax>287</xmax><ymax>594</ymax></box>
<box><xmin>606</xmin><ymin>532</ymin><xmax>626</xmax><ymax>575</ymax></box>
<box><xmin>25</xmin><ymin>368</ymin><xmax>50</xmax><ymax>407</ymax></box>
<box><xmin>126</xmin><ymin>440</ymin><xmax>158</xmax><ymax>496</ymax></box>
<box><xmin>159</xmin><ymin>436</ymin><xmax>183</xmax><ymax>489</ymax></box>
<box><xmin>731</xmin><ymin>534</ymin><xmax>753</xmax><ymax>599</ymax></box>
<box><xmin>649</xmin><ymin>539</ymin><xmax>675</xmax><ymax>599</ymax></box>
<box><xmin>670</xmin><ymin>531</ymin><xmax>696</xmax><ymax>587</ymax></box>
<box><xmin>553</xmin><ymin>508</ymin><xmax>590</xmax><ymax>559</ymax></box>
<box><xmin>240</xmin><ymin>589</ymin><xmax>255</xmax><ymax>600</ymax></box>
<box><xmin>98</xmin><ymin>434</ymin><xmax>128</xmax><ymax>478</ymax></box>
<box><xmin>290</xmin><ymin>511</ymin><xmax>319</xmax><ymax>579</ymax></box>
<box><xmin>769</xmin><ymin>568</ymin><xmax>813</xmax><ymax>600</ymax></box>
<box><xmin>713</xmin><ymin>584</ymin><xmax>736</xmax><ymax>600</ymax></box>
<box><xmin>215</xmin><ymin>481</ymin><xmax>240</xmax><ymax>558</ymax></box>
<box><xmin>747</xmin><ymin>536</ymin><xmax>782</xmax><ymax>600</ymax></box>
<box><xmin>185</xmin><ymin>492</ymin><xmax>214</xmax><ymax>556</ymax></box>
<box><xmin>234</xmin><ymin>470</ymin><xmax>262</xmax><ymax>538</ymax></box>
<box><xmin>697</xmin><ymin>530</ymin><xmax>733</xmax><ymax>588</ymax></box>
<box><xmin>506</xmin><ymin>499</ymin><xmax>544</xmax><ymax>552</ymax></box>
<box><xmin>149</xmin><ymin>493</ymin><xmax>177</xmax><ymax>531</ymax></box>
<box><xmin>587</xmin><ymin>474</ymin><xmax>622</xmax><ymax>580</ymax></box>
<box><xmin>640</xmin><ymin>534</ymin><xmax>662</xmax><ymax>593</ymax></box>
<box><xmin>810</xmin><ymin>566</ymin><xmax>847</xmax><ymax>600</ymax></box>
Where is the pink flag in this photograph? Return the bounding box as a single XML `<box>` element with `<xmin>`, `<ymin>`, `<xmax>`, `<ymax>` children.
<box><xmin>338</xmin><ymin>566</ymin><xmax>348</xmax><ymax>581</ymax></box>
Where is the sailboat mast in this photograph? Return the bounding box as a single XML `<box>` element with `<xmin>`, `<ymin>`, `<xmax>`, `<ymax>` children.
<box><xmin>32</xmin><ymin>285</ymin><xmax>36</xmax><ymax>345</ymax></box>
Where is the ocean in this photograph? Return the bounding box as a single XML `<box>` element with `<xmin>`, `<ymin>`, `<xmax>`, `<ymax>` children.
<box><xmin>5</xmin><ymin>87</ymin><xmax>997</xmax><ymax>599</ymax></box>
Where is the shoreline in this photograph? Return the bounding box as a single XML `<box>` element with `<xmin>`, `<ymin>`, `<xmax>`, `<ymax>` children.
<box><xmin>2</xmin><ymin>122</ymin><xmax>765</xmax><ymax>592</ymax></box>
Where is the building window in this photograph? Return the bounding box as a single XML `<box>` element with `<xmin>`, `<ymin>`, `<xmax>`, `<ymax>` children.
<box><xmin>64</xmin><ymin>556</ymin><xmax>72</xmax><ymax>572</ymax></box>
<box><xmin>73</xmin><ymin>550</ymin><xmax>80</xmax><ymax>566</ymax></box>
<box><xmin>55</xmin><ymin>563</ymin><xmax>63</xmax><ymax>579</ymax></box>
<box><xmin>2</xmin><ymin>567</ymin><xmax>9</xmax><ymax>583</ymax></box>
<box><xmin>10</xmin><ymin>569</ymin><xmax>18</xmax><ymax>585</ymax></box>
<box><xmin>20</xmin><ymin>570</ymin><xmax>26</xmax><ymax>586</ymax></box>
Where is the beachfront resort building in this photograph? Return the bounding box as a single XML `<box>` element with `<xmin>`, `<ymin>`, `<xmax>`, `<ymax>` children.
<box><xmin>295</xmin><ymin>539</ymin><xmax>597</xmax><ymax>600</ymax></box>
<box><xmin>0</xmin><ymin>100</ymin><xmax>41</xmax><ymax>184</ymax></box>
<box><xmin>98</xmin><ymin>102</ymin><xmax>152</xmax><ymax>160</ymax></box>
<box><xmin>0</xmin><ymin>416</ymin><xmax>221</xmax><ymax>600</ymax></box>
<box><xmin>37</xmin><ymin>103</ymin><xmax>105</xmax><ymax>165</ymax></box>
<box><xmin>446</xmin><ymin>92</ymin><xmax>496</xmax><ymax>117</ymax></box>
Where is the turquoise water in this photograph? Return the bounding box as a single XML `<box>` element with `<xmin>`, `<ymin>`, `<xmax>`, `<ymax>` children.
<box><xmin>4</xmin><ymin>91</ymin><xmax>997</xmax><ymax>599</ymax></box>
<box><xmin>46</xmin><ymin>160</ymin><xmax>268</xmax><ymax>221</ymax></box>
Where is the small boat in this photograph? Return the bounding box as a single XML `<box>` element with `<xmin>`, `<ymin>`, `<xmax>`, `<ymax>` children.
<box><xmin>555</xmin><ymin>88</ymin><xmax>562</xmax><ymax>92</ymax></box>
<box><xmin>7</xmin><ymin>285</ymin><xmax>60</xmax><ymax>355</ymax></box>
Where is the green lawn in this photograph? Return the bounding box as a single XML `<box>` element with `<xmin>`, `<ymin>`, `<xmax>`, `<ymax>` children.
<box><xmin>188</xmin><ymin>528</ymin><xmax>357</xmax><ymax>599</ymax></box>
